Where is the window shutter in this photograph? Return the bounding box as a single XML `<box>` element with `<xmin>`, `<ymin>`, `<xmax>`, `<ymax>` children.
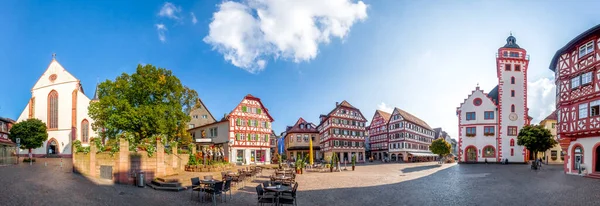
<box><xmin>247</xmin><ymin>134</ymin><xmax>251</xmax><ymax>141</ymax></box>
<box><xmin>237</xmin><ymin>119</ymin><xmax>241</xmax><ymax>126</ymax></box>
<box><xmin>242</xmin><ymin>106</ymin><xmax>247</xmax><ymax>112</ymax></box>
<box><xmin>257</xmin><ymin>108</ymin><xmax>262</xmax><ymax>114</ymax></box>
<box><xmin>236</xmin><ymin>133</ymin><xmax>240</xmax><ymax>140</ymax></box>
<box><xmin>248</xmin><ymin>120</ymin><xmax>251</xmax><ymax>126</ymax></box>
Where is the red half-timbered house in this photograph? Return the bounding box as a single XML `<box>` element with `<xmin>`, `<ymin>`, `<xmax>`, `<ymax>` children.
<box><xmin>368</xmin><ymin>110</ymin><xmax>391</xmax><ymax>161</ymax></box>
<box><xmin>317</xmin><ymin>101</ymin><xmax>367</xmax><ymax>163</ymax></box>
<box><xmin>227</xmin><ymin>94</ymin><xmax>274</xmax><ymax>165</ymax></box>
<box><xmin>549</xmin><ymin>24</ymin><xmax>600</xmax><ymax>176</ymax></box>
<box><xmin>387</xmin><ymin>108</ymin><xmax>437</xmax><ymax>162</ymax></box>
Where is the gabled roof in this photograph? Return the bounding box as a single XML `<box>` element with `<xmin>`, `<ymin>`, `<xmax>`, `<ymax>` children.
<box><xmin>375</xmin><ymin>110</ymin><xmax>391</xmax><ymax>122</ymax></box>
<box><xmin>32</xmin><ymin>58</ymin><xmax>81</xmax><ymax>91</ymax></box>
<box><xmin>227</xmin><ymin>94</ymin><xmax>275</xmax><ymax>122</ymax></box>
<box><xmin>339</xmin><ymin>100</ymin><xmax>356</xmax><ymax>109</ymax></box>
<box><xmin>457</xmin><ymin>86</ymin><xmax>498</xmax><ymax>112</ymax></box>
<box><xmin>286</xmin><ymin>117</ymin><xmax>318</xmax><ymax>134</ymax></box>
<box><xmin>542</xmin><ymin>110</ymin><xmax>558</xmax><ymax>122</ymax></box>
<box><xmin>550</xmin><ymin>24</ymin><xmax>600</xmax><ymax>72</ymax></box>
<box><xmin>192</xmin><ymin>97</ymin><xmax>217</xmax><ymax>123</ymax></box>
<box><xmin>391</xmin><ymin>107</ymin><xmax>432</xmax><ymax>131</ymax></box>
<box><xmin>0</xmin><ymin>117</ymin><xmax>15</xmax><ymax>123</ymax></box>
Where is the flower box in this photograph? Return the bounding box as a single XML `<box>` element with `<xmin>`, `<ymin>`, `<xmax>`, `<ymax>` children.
<box><xmin>466</xmin><ymin>134</ymin><xmax>476</xmax><ymax>137</ymax></box>
<box><xmin>484</xmin><ymin>133</ymin><xmax>495</xmax><ymax>136</ymax></box>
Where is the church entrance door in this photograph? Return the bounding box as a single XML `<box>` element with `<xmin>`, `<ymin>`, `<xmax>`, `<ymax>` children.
<box><xmin>47</xmin><ymin>140</ymin><xmax>58</xmax><ymax>155</ymax></box>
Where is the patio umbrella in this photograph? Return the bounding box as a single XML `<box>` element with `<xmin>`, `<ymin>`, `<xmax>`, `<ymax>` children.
<box><xmin>309</xmin><ymin>136</ymin><xmax>314</xmax><ymax>165</ymax></box>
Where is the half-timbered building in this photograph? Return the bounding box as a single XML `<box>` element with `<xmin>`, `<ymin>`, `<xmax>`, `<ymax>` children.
<box><xmin>549</xmin><ymin>24</ymin><xmax>600</xmax><ymax>176</ymax></box>
<box><xmin>387</xmin><ymin>108</ymin><xmax>436</xmax><ymax>162</ymax></box>
<box><xmin>457</xmin><ymin>35</ymin><xmax>531</xmax><ymax>163</ymax></box>
<box><xmin>227</xmin><ymin>94</ymin><xmax>274</xmax><ymax>165</ymax></box>
<box><xmin>368</xmin><ymin>110</ymin><xmax>391</xmax><ymax>161</ymax></box>
<box><xmin>284</xmin><ymin>118</ymin><xmax>319</xmax><ymax>162</ymax></box>
<box><xmin>317</xmin><ymin>101</ymin><xmax>367</xmax><ymax>163</ymax></box>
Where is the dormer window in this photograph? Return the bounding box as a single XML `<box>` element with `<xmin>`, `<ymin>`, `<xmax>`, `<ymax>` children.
<box><xmin>579</xmin><ymin>41</ymin><xmax>594</xmax><ymax>57</ymax></box>
<box><xmin>300</xmin><ymin>124</ymin><xmax>304</xmax><ymax>129</ymax></box>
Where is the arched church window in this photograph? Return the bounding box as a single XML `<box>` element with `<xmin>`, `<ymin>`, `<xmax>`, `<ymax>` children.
<box><xmin>48</xmin><ymin>90</ymin><xmax>58</xmax><ymax>129</ymax></box>
<box><xmin>511</xmin><ymin>77</ymin><xmax>515</xmax><ymax>84</ymax></box>
<box><xmin>511</xmin><ymin>104</ymin><xmax>515</xmax><ymax>112</ymax></box>
<box><xmin>81</xmin><ymin>119</ymin><xmax>89</xmax><ymax>143</ymax></box>
<box><xmin>510</xmin><ymin>139</ymin><xmax>515</xmax><ymax>146</ymax></box>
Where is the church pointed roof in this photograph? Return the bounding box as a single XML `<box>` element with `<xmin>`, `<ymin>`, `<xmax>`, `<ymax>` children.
<box><xmin>32</xmin><ymin>55</ymin><xmax>81</xmax><ymax>91</ymax></box>
<box><xmin>92</xmin><ymin>83</ymin><xmax>99</xmax><ymax>101</ymax></box>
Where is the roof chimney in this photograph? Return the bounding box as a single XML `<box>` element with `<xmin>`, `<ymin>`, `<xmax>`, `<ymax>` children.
<box><xmin>335</xmin><ymin>102</ymin><xmax>339</xmax><ymax>106</ymax></box>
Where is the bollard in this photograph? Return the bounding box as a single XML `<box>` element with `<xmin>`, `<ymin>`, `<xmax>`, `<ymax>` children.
<box><xmin>60</xmin><ymin>158</ymin><xmax>63</xmax><ymax>168</ymax></box>
<box><xmin>45</xmin><ymin>157</ymin><xmax>47</xmax><ymax>166</ymax></box>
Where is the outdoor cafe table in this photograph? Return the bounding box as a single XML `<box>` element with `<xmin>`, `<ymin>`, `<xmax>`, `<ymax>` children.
<box><xmin>264</xmin><ymin>185</ymin><xmax>292</xmax><ymax>206</ymax></box>
<box><xmin>198</xmin><ymin>179</ymin><xmax>222</xmax><ymax>206</ymax></box>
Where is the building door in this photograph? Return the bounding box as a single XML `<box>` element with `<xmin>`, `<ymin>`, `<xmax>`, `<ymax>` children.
<box><xmin>466</xmin><ymin>147</ymin><xmax>477</xmax><ymax>162</ymax></box>
<box><xmin>574</xmin><ymin>147</ymin><xmax>582</xmax><ymax>170</ymax></box>
<box><xmin>596</xmin><ymin>146</ymin><xmax>600</xmax><ymax>172</ymax></box>
<box><xmin>47</xmin><ymin>140</ymin><xmax>58</xmax><ymax>155</ymax></box>
<box><xmin>236</xmin><ymin>149</ymin><xmax>245</xmax><ymax>163</ymax></box>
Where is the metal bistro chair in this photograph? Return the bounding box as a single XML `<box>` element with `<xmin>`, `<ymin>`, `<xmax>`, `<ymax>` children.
<box><xmin>278</xmin><ymin>183</ymin><xmax>298</xmax><ymax>206</ymax></box>
<box><xmin>190</xmin><ymin>177</ymin><xmax>202</xmax><ymax>200</ymax></box>
<box><xmin>203</xmin><ymin>181</ymin><xmax>225</xmax><ymax>204</ymax></box>
<box><xmin>222</xmin><ymin>178</ymin><xmax>233</xmax><ymax>201</ymax></box>
<box><xmin>255</xmin><ymin>184</ymin><xmax>276</xmax><ymax>206</ymax></box>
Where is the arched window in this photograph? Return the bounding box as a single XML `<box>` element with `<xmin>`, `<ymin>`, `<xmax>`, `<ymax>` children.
<box><xmin>510</xmin><ymin>148</ymin><xmax>514</xmax><ymax>156</ymax></box>
<box><xmin>511</xmin><ymin>104</ymin><xmax>515</xmax><ymax>112</ymax></box>
<box><xmin>81</xmin><ymin>119</ymin><xmax>89</xmax><ymax>143</ymax></box>
<box><xmin>482</xmin><ymin>146</ymin><xmax>495</xmax><ymax>157</ymax></box>
<box><xmin>48</xmin><ymin>90</ymin><xmax>58</xmax><ymax>129</ymax></box>
<box><xmin>511</xmin><ymin>77</ymin><xmax>515</xmax><ymax>84</ymax></box>
<box><xmin>510</xmin><ymin>139</ymin><xmax>515</xmax><ymax>146</ymax></box>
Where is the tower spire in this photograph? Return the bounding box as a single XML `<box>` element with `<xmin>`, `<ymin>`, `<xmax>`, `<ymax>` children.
<box><xmin>52</xmin><ymin>53</ymin><xmax>56</xmax><ymax>60</ymax></box>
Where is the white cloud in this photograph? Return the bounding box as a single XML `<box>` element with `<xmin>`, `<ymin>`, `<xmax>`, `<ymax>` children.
<box><xmin>204</xmin><ymin>0</ymin><xmax>368</xmax><ymax>73</ymax></box>
<box><xmin>191</xmin><ymin>12</ymin><xmax>197</xmax><ymax>24</ymax></box>
<box><xmin>158</xmin><ymin>2</ymin><xmax>181</xmax><ymax>20</ymax></box>
<box><xmin>528</xmin><ymin>77</ymin><xmax>556</xmax><ymax>124</ymax></box>
<box><xmin>377</xmin><ymin>102</ymin><xmax>393</xmax><ymax>113</ymax></box>
<box><xmin>155</xmin><ymin>24</ymin><xmax>167</xmax><ymax>42</ymax></box>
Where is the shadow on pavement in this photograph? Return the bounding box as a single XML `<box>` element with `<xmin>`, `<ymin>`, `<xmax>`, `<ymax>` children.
<box><xmin>400</xmin><ymin>164</ymin><xmax>442</xmax><ymax>173</ymax></box>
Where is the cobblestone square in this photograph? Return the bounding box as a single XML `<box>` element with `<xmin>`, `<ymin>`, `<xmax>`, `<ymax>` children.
<box><xmin>2</xmin><ymin>159</ymin><xmax>600</xmax><ymax>206</ymax></box>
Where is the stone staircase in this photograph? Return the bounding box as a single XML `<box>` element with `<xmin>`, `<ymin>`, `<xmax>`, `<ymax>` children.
<box><xmin>147</xmin><ymin>177</ymin><xmax>186</xmax><ymax>191</ymax></box>
<box><xmin>585</xmin><ymin>172</ymin><xmax>600</xmax><ymax>179</ymax></box>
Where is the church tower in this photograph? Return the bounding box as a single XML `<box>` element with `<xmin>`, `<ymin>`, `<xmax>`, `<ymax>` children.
<box><xmin>496</xmin><ymin>34</ymin><xmax>530</xmax><ymax>162</ymax></box>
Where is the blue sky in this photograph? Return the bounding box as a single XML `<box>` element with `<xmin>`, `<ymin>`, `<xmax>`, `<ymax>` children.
<box><xmin>1</xmin><ymin>0</ymin><xmax>600</xmax><ymax>139</ymax></box>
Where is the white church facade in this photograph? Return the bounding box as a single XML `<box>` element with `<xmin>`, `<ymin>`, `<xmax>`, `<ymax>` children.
<box><xmin>17</xmin><ymin>56</ymin><xmax>97</xmax><ymax>157</ymax></box>
<box><xmin>457</xmin><ymin>35</ymin><xmax>532</xmax><ymax>163</ymax></box>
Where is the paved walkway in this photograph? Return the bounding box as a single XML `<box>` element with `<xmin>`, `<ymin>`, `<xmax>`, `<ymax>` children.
<box><xmin>2</xmin><ymin>159</ymin><xmax>600</xmax><ymax>205</ymax></box>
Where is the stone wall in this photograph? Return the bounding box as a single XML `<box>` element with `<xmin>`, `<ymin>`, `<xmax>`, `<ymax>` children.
<box><xmin>73</xmin><ymin>137</ymin><xmax>189</xmax><ymax>185</ymax></box>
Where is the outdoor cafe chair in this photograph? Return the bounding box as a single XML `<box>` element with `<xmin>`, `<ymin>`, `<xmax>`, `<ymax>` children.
<box><xmin>255</xmin><ymin>185</ymin><xmax>275</xmax><ymax>206</ymax></box>
<box><xmin>190</xmin><ymin>177</ymin><xmax>202</xmax><ymax>200</ymax></box>
<box><xmin>278</xmin><ymin>183</ymin><xmax>298</xmax><ymax>206</ymax></box>
<box><xmin>222</xmin><ymin>179</ymin><xmax>232</xmax><ymax>201</ymax></box>
<box><xmin>203</xmin><ymin>181</ymin><xmax>225</xmax><ymax>204</ymax></box>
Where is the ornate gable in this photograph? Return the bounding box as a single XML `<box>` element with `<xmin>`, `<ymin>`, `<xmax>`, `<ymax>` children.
<box><xmin>32</xmin><ymin>58</ymin><xmax>80</xmax><ymax>91</ymax></box>
<box><xmin>457</xmin><ymin>86</ymin><xmax>498</xmax><ymax>113</ymax></box>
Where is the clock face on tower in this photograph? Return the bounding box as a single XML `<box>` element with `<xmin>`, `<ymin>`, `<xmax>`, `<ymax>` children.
<box><xmin>509</xmin><ymin>113</ymin><xmax>518</xmax><ymax>121</ymax></box>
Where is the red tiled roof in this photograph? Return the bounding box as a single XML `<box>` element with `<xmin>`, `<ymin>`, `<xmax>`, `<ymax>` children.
<box><xmin>286</xmin><ymin>118</ymin><xmax>318</xmax><ymax>134</ymax></box>
<box><xmin>392</xmin><ymin>107</ymin><xmax>432</xmax><ymax>130</ymax></box>
<box><xmin>376</xmin><ymin>110</ymin><xmax>391</xmax><ymax>122</ymax></box>
<box><xmin>542</xmin><ymin>110</ymin><xmax>557</xmax><ymax>122</ymax></box>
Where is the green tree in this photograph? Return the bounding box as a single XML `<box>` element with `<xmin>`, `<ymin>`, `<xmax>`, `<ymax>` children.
<box><xmin>88</xmin><ymin>64</ymin><xmax>198</xmax><ymax>144</ymax></box>
<box><xmin>517</xmin><ymin>124</ymin><xmax>556</xmax><ymax>169</ymax></box>
<box><xmin>430</xmin><ymin>138</ymin><xmax>451</xmax><ymax>160</ymax></box>
<box><xmin>9</xmin><ymin>118</ymin><xmax>48</xmax><ymax>159</ymax></box>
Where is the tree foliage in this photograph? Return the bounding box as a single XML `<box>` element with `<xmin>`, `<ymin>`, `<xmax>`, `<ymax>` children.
<box><xmin>517</xmin><ymin>124</ymin><xmax>556</xmax><ymax>159</ymax></box>
<box><xmin>430</xmin><ymin>138</ymin><xmax>451</xmax><ymax>157</ymax></box>
<box><xmin>88</xmin><ymin>64</ymin><xmax>198</xmax><ymax>144</ymax></box>
<box><xmin>9</xmin><ymin>118</ymin><xmax>48</xmax><ymax>151</ymax></box>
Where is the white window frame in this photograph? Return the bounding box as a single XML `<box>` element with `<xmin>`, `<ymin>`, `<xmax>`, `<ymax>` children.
<box><xmin>572</xmin><ymin>76</ymin><xmax>581</xmax><ymax>89</ymax></box>
<box><xmin>582</xmin><ymin>72</ymin><xmax>593</xmax><ymax>85</ymax></box>
<box><xmin>579</xmin><ymin>41</ymin><xmax>594</xmax><ymax>57</ymax></box>
<box><xmin>579</xmin><ymin>103</ymin><xmax>588</xmax><ymax>119</ymax></box>
<box><xmin>591</xmin><ymin>100</ymin><xmax>600</xmax><ymax>117</ymax></box>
